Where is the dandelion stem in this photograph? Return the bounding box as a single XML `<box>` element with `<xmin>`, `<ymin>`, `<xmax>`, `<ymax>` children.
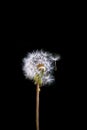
<box><xmin>36</xmin><ymin>84</ymin><xmax>40</xmax><ymax>130</ymax></box>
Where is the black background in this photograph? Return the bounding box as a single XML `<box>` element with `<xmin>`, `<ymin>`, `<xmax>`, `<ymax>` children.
<box><xmin>1</xmin><ymin>2</ymin><xmax>84</xmax><ymax>129</ymax></box>
<box><xmin>2</xmin><ymin>6</ymin><xmax>80</xmax><ymax>128</ymax></box>
<box><xmin>14</xmin><ymin>40</ymin><xmax>77</xmax><ymax>129</ymax></box>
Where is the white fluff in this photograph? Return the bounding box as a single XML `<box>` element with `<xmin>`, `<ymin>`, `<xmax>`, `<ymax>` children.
<box><xmin>22</xmin><ymin>50</ymin><xmax>60</xmax><ymax>86</ymax></box>
<box><xmin>50</xmin><ymin>55</ymin><xmax>60</xmax><ymax>61</ymax></box>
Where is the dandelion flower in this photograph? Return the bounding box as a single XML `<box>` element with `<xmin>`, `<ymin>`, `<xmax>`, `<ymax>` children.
<box><xmin>22</xmin><ymin>50</ymin><xmax>60</xmax><ymax>130</ymax></box>
<box><xmin>22</xmin><ymin>50</ymin><xmax>55</xmax><ymax>86</ymax></box>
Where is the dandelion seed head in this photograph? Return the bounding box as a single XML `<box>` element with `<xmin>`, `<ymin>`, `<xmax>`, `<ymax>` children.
<box><xmin>22</xmin><ymin>50</ymin><xmax>60</xmax><ymax>86</ymax></box>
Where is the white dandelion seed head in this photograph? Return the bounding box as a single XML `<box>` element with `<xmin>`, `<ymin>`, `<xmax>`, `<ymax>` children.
<box><xmin>22</xmin><ymin>50</ymin><xmax>60</xmax><ymax>86</ymax></box>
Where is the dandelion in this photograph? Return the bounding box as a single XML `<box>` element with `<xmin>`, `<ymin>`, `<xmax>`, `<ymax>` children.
<box><xmin>22</xmin><ymin>50</ymin><xmax>60</xmax><ymax>130</ymax></box>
